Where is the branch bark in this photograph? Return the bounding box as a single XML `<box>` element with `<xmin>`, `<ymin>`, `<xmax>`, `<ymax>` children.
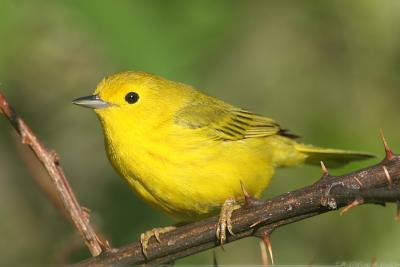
<box><xmin>75</xmin><ymin>147</ymin><xmax>400</xmax><ymax>266</ymax></box>
<box><xmin>0</xmin><ymin>92</ymin><xmax>106</xmax><ymax>256</ymax></box>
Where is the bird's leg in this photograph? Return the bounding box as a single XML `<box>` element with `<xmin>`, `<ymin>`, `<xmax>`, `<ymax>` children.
<box><xmin>216</xmin><ymin>198</ymin><xmax>241</xmax><ymax>245</ymax></box>
<box><xmin>140</xmin><ymin>226</ymin><xmax>176</xmax><ymax>258</ymax></box>
<box><xmin>216</xmin><ymin>182</ymin><xmax>266</xmax><ymax>245</ymax></box>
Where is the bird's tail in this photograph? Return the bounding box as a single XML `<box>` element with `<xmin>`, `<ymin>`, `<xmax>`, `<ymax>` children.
<box><xmin>295</xmin><ymin>143</ymin><xmax>375</xmax><ymax>168</ymax></box>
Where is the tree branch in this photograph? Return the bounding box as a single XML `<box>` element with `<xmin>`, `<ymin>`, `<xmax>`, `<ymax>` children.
<box><xmin>0</xmin><ymin>92</ymin><xmax>106</xmax><ymax>256</ymax></box>
<box><xmin>75</xmin><ymin>147</ymin><xmax>400</xmax><ymax>266</ymax></box>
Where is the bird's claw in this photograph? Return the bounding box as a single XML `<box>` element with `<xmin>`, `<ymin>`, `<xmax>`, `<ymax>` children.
<box><xmin>140</xmin><ymin>226</ymin><xmax>176</xmax><ymax>257</ymax></box>
<box><xmin>216</xmin><ymin>198</ymin><xmax>241</xmax><ymax>245</ymax></box>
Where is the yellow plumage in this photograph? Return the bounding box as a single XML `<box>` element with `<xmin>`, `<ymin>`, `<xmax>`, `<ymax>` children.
<box><xmin>74</xmin><ymin>71</ymin><xmax>373</xmax><ymax>221</ymax></box>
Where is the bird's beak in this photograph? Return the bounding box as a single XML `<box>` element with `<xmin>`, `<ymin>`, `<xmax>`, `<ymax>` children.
<box><xmin>72</xmin><ymin>94</ymin><xmax>113</xmax><ymax>109</ymax></box>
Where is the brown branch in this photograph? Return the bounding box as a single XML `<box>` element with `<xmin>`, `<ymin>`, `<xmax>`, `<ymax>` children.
<box><xmin>75</xmin><ymin>148</ymin><xmax>400</xmax><ymax>266</ymax></box>
<box><xmin>15</xmin><ymin>138</ymin><xmax>69</xmax><ymax>219</ymax></box>
<box><xmin>0</xmin><ymin>92</ymin><xmax>105</xmax><ymax>256</ymax></box>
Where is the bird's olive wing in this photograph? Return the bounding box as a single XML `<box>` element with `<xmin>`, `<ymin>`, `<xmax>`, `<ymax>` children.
<box><xmin>174</xmin><ymin>99</ymin><xmax>292</xmax><ymax>141</ymax></box>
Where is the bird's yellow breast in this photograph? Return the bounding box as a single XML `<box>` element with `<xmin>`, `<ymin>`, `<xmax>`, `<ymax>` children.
<box><xmin>99</xmin><ymin>109</ymin><xmax>275</xmax><ymax>221</ymax></box>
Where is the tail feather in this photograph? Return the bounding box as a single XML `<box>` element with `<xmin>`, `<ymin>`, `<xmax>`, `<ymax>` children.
<box><xmin>295</xmin><ymin>144</ymin><xmax>375</xmax><ymax>168</ymax></box>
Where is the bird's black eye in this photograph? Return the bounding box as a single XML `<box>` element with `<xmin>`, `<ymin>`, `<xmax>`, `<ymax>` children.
<box><xmin>125</xmin><ymin>92</ymin><xmax>139</xmax><ymax>104</ymax></box>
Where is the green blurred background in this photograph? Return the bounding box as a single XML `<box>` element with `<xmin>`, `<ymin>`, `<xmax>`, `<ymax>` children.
<box><xmin>1</xmin><ymin>0</ymin><xmax>399</xmax><ymax>265</ymax></box>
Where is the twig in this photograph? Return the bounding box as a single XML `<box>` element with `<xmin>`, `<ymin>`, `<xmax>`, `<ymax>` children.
<box><xmin>15</xmin><ymin>138</ymin><xmax>68</xmax><ymax>218</ymax></box>
<box><xmin>0</xmin><ymin>92</ymin><xmax>105</xmax><ymax>256</ymax></box>
<box><xmin>75</xmin><ymin>144</ymin><xmax>400</xmax><ymax>266</ymax></box>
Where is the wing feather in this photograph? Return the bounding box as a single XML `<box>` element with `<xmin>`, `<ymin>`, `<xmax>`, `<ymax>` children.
<box><xmin>175</xmin><ymin>97</ymin><xmax>297</xmax><ymax>141</ymax></box>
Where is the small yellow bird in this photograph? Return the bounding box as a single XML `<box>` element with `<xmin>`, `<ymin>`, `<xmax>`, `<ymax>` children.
<box><xmin>73</xmin><ymin>71</ymin><xmax>373</xmax><ymax>253</ymax></box>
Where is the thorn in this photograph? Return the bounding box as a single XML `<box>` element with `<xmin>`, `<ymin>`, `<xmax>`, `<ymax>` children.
<box><xmin>382</xmin><ymin>165</ymin><xmax>393</xmax><ymax>189</ymax></box>
<box><xmin>261</xmin><ymin>233</ymin><xmax>274</xmax><ymax>265</ymax></box>
<box><xmin>353</xmin><ymin>177</ymin><xmax>363</xmax><ymax>188</ymax></box>
<box><xmin>320</xmin><ymin>161</ymin><xmax>329</xmax><ymax>176</ymax></box>
<box><xmin>259</xmin><ymin>240</ymin><xmax>269</xmax><ymax>267</ymax></box>
<box><xmin>250</xmin><ymin>218</ymin><xmax>268</xmax><ymax>228</ymax></box>
<box><xmin>340</xmin><ymin>197</ymin><xmax>364</xmax><ymax>216</ymax></box>
<box><xmin>380</xmin><ymin>130</ymin><xmax>394</xmax><ymax>160</ymax></box>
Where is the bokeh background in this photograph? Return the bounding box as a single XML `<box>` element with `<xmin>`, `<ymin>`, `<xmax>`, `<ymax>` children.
<box><xmin>1</xmin><ymin>0</ymin><xmax>400</xmax><ymax>265</ymax></box>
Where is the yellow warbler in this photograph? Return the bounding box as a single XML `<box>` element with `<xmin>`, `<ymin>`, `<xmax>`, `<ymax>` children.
<box><xmin>73</xmin><ymin>71</ymin><xmax>373</xmax><ymax>250</ymax></box>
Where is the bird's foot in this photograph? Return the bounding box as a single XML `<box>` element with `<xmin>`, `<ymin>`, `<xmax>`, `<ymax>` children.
<box><xmin>216</xmin><ymin>198</ymin><xmax>241</xmax><ymax>246</ymax></box>
<box><xmin>140</xmin><ymin>226</ymin><xmax>176</xmax><ymax>257</ymax></box>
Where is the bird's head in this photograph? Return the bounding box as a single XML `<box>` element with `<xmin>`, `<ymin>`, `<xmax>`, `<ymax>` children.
<box><xmin>73</xmin><ymin>71</ymin><xmax>193</xmax><ymax>131</ymax></box>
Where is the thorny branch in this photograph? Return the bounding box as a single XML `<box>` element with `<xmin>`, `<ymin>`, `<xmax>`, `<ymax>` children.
<box><xmin>0</xmin><ymin>92</ymin><xmax>106</xmax><ymax>256</ymax></box>
<box><xmin>74</xmin><ymin>145</ymin><xmax>400</xmax><ymax>266</ymax></box>
<box><xmin>1</xmin><ymin>92</ymin><xmax>399</xmax><ymax>266</ymax></box>
<box><xmin>74</xmin><ymin>143</ymin><xmax>400</xmax><ymax>265</ymax></box>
